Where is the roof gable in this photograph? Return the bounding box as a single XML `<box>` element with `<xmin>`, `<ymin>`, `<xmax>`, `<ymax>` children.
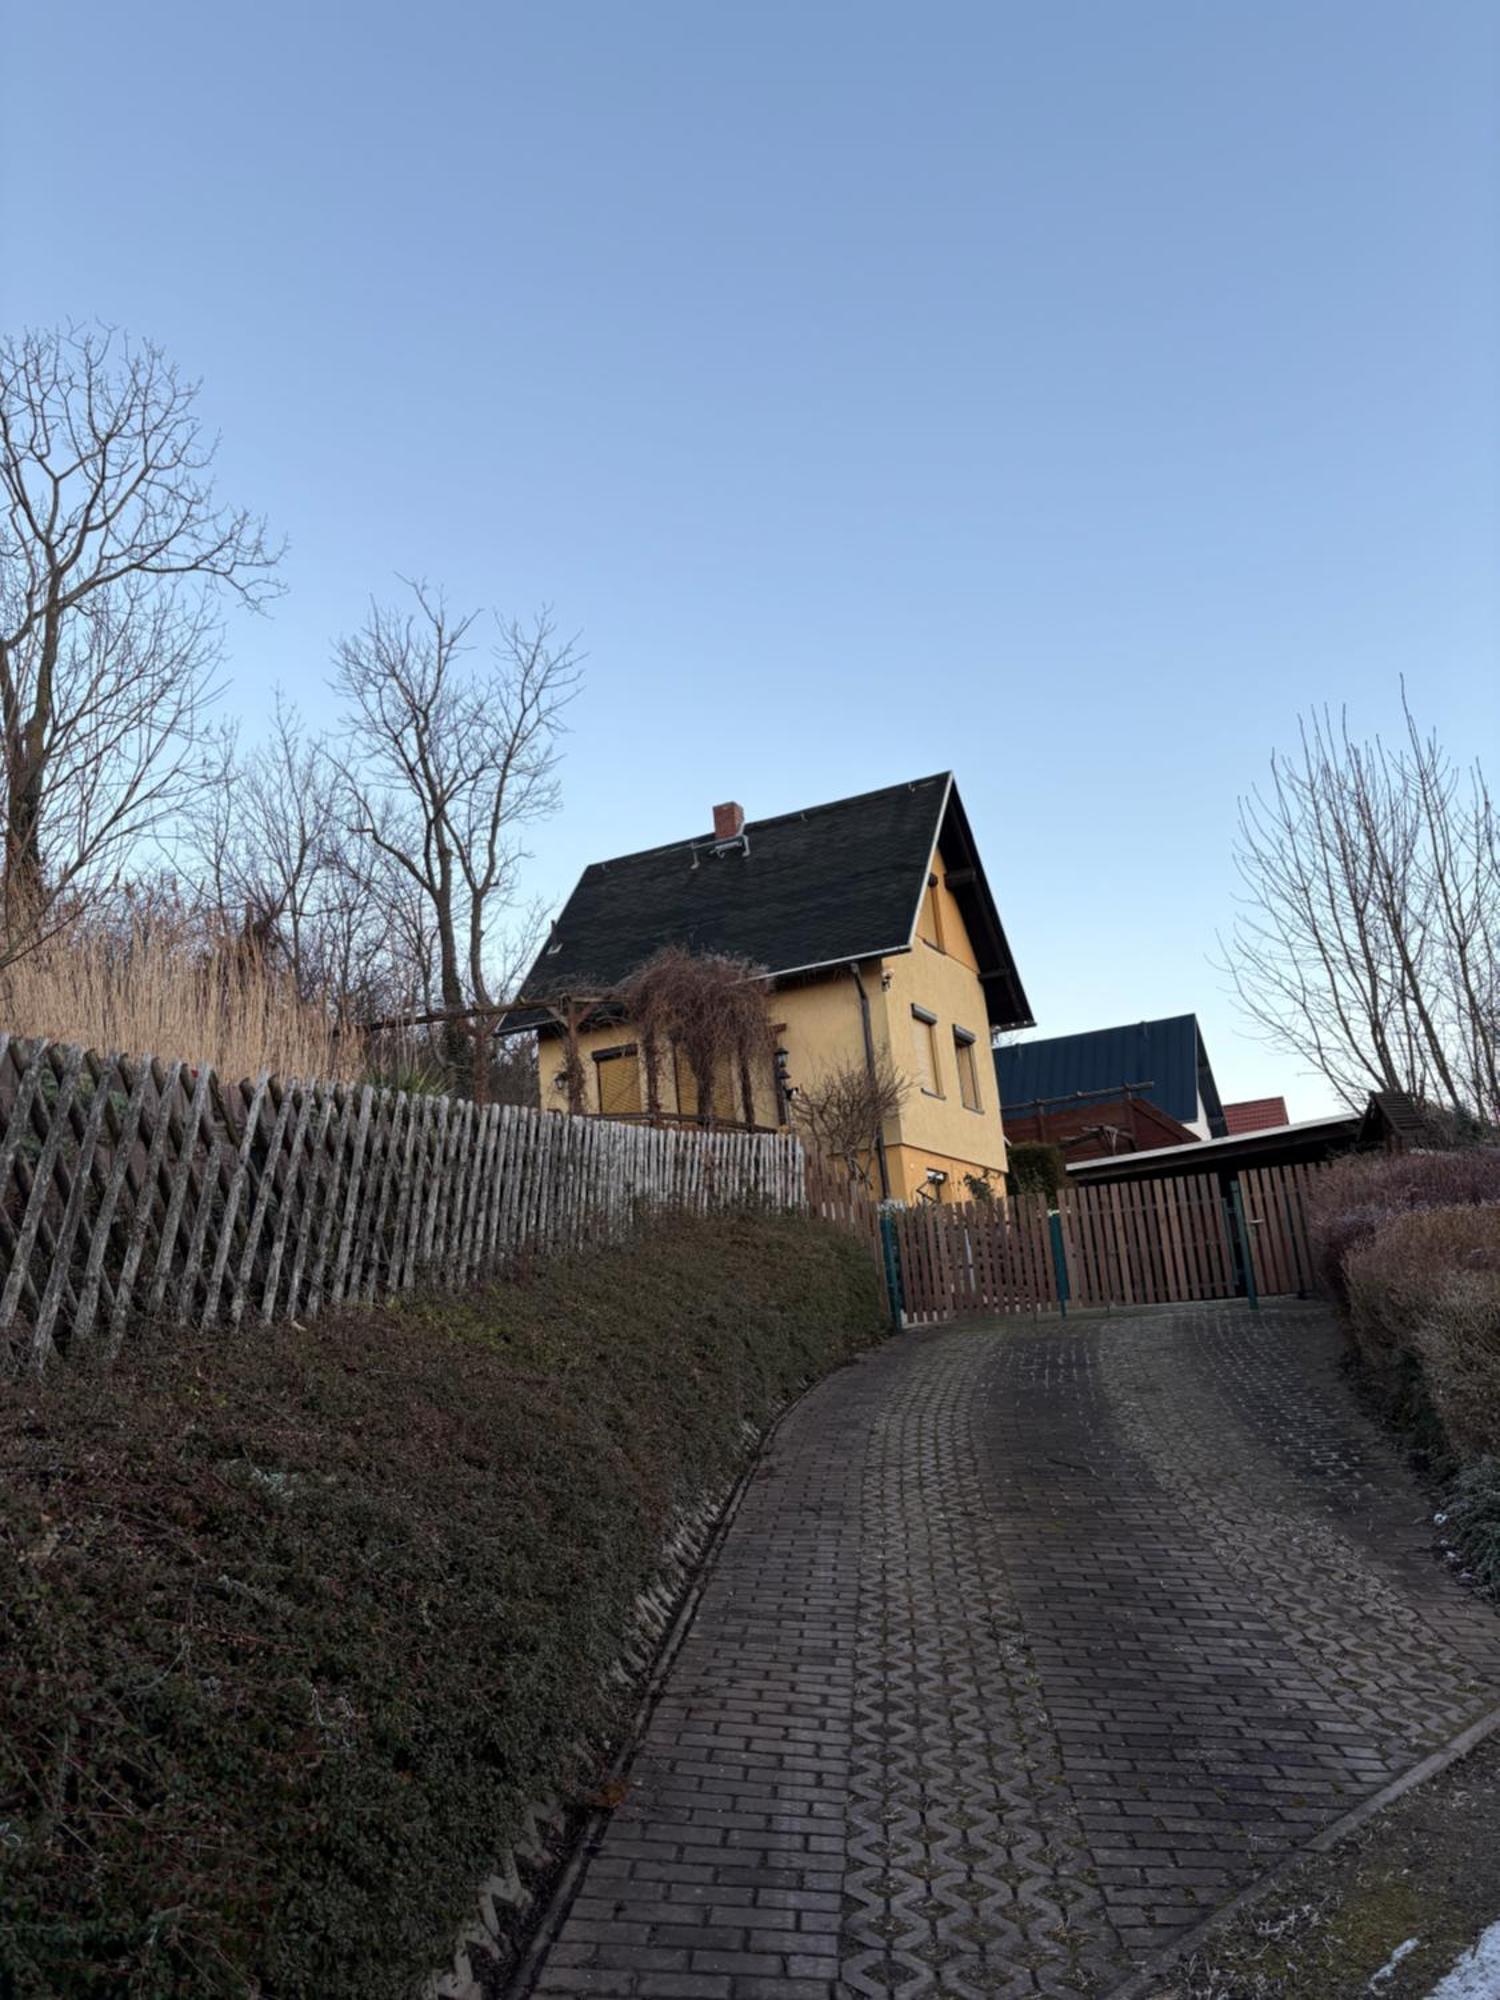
<box><xmin>507</xmin><ymin>773</ymin><xmax>1031</xmax><ymax>1030</ymax></box>
<box><xmin>995</xmin><ymin>1014</ymin><xmax>1226</xmax><ymax>1133</ymax></box>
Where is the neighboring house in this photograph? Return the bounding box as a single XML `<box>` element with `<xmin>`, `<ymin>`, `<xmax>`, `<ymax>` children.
<box><xmin>995</xmin><ymin>1014</ymin><xmax>1229</xmax><ymax>1162</ymax></box>
<box><xmin>499</xmin><ymin>773</ymin><xmax>1033</xmax><ymax>1203</ymax></box>
<box><xmin>1223</xmin><ymin>1096</ymin><xmax>1290</xmax><ymax>1135</ymax></box>
<box><xmin>1064</xmin><ymin>1090</ymin><xmax>1444</xmax><ymax>1190</ymax></box>
<box><xmin>1067</xmin><ymin>1111</ymin><xmax>1358</xmax><ymax>1187</ymax></box>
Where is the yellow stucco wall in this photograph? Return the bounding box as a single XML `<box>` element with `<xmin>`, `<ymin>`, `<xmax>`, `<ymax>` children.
<box><xmin>531</xmin><ymin>845</ymin><xmax>1010</xmax><ymax>1203</ymax></box>
<box><xmin>866</xmin><ymin>849</ymin><xmax>1009</xmax><ymax>1201</ymax></box>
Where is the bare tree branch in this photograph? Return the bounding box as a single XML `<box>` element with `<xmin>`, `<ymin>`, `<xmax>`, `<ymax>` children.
<box><xmin>1224</xmin><ymin>698</ymin><xmax>1499</xmax><ymax>1128</ymax></box>
<box><xmin>791</xmin><ymin>1051</ymin><xmax>907</xmax><ymax>1189</ymax></box>
<box><xmin>0</xmin><ymin>324</ymin><xmax>281</xmax><ymax>953</ymax></box>
<box><xmin>331</xmin><ymin>579</ymin><xmax>581</xmax><ymax>1084</ymax></box>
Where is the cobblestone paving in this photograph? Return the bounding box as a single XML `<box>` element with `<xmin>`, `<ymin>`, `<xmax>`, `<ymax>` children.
<box><xmin>527</xmin><ymin>1305</ymin><xmax>1500</xmax><ymax>2000</ymax></box>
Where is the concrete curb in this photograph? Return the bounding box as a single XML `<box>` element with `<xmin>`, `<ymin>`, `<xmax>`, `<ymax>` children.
<box><xmin>1103</xmin><ymin>1700</ymin><xmax>1500</xmax><ymax>2000</ymax></box>
<box><xmin>498</xmin><ymin>1357</ymin><xmax>853</xmax><ymax>2000</ymax></box>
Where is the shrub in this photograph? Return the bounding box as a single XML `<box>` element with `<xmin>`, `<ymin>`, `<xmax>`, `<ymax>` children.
<box><xmin>1307</xmin><ymin>1147</ymin><xmax>1500</xmax><ymax>1306</ymax></box>
<box><xmin>1007</xmin><ymin>1141</ymin><xmax>1066</xmax><ymax>1202</ymax></box>
<box><xmin>0</xmin><ymin>1214</ymin><xmax>884</xmax><ymax>1999</ymax></box>
<box><xmin>1344</xmin><ymin>1204</ymin><xmax>1500</xmax><ymax>1460</ymax></box>
<box><xmin>1412</xmin><ymin>1261</ymin><xmax>1500</xmax><ymax>1463</ymax></box>
<box><xmin>1444</xmin><ymin>1454</ymin><xmax>1500</xmax><ymax>1596</ymax></box>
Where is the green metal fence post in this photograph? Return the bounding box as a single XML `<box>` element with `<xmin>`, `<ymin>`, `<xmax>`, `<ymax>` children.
<box><xmin>879</xmin><ymin>1209</ymin><xmax>904</xmax><ymax>1329</ymax></box>
<box><xmin>1228</xmin><ymin>1176</ymin><xmax>1260</xmax><ymax>1312</ymax></box>
<box><xmin>1047</xmin><ymin>1207</ymin><xmax>1070</xmax><ymax>1316</ymax></box>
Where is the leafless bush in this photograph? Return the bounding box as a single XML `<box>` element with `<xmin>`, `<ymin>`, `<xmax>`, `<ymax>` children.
<box><xmin>792</xmin><ymin>1052</ymin><xmax>907</xmax><ymax>1188</ymax></box>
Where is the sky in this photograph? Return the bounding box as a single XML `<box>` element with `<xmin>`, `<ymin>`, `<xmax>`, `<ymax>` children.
<box><xmin>5</xmin><ymin>2</ymin><xmax>1497</xmax><ymax>1118</ymax></box>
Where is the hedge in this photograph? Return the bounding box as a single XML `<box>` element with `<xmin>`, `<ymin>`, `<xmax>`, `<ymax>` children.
<box><xmin>1306</xmin><ymin>1146</ymin><xmax>1500</xmax><ymax>1308</ymax></box>
<box><xmin>1344</xmin><ymin>1204</ymin><xmax>1500</xmax><ymax>1462</ymax></box>
<box><xmin>0</xmin><ymin>1212</ymin><xmax>885</xmax><ymax>1999</ymax></box>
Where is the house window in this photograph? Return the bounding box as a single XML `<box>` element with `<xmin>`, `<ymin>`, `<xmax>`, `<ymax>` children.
<box><xmin>953</xmin><ymin>1028</ymin><xmax>982</xmax><ymax>1112</ymax></box>
<box><xmin>674</xmin><ymin>1048</ymin><xmax>740</xmax><ymax>1123</ymax></box>
<box><xmin>594</xmin><ymin>1044</ymin><xmax>642</xmax><ymax>1116</ymax></box>
<box><xmin>919</xmin><ymin>873</ymin><xmax>946</xmax><ymax>952</ymax></box>
<box><xmin>911</xmin><ymin>1006</ymin><xmax>942</xmax><ymax>1095</ymax></box>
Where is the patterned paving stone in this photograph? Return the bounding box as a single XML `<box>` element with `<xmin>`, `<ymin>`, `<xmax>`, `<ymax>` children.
<box><xmin>526</xmin><ymin>1304</ymin><xmax>1500</xmax><ymax>2000</ymax></box>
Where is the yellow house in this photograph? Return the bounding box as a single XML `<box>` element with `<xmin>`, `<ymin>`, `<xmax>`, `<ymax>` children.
<box><xmin>501</xmin><ymin>774</ymin><xmax>1033</xmax><ymax>1204</ymax></box>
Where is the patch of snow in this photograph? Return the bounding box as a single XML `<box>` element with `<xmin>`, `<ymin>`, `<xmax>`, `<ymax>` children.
<box><xmin>1369</xmin><ymin>1937</ymin><xmax>1420</xmax><ymax>1989</ymax></box>
<box><xmin>1422</xmin><ymin>1917</ymin><xmax>1500</xmax><ymax>2000</ymax></box>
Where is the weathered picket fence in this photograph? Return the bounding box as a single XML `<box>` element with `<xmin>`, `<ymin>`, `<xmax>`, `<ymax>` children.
<box><xmin>0</xmin><ymin>1036</ymin><xmax>807</xmax><ymax>1371</ymax></box>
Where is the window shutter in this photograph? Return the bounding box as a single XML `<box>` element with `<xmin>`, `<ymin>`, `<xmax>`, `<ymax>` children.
<box><xmin>674</xmin><ymin>1048</ymin><xmax>697</xmax><ymax>1118</ymax></box>
<box><xmin>953</xmin><ymin>1030</ymin><xmax>981</xmax><ymax>1111</ymax></box>
<box><xmin>713</xmin><ymin>1064</ymin><xmax>739</xmax><ymax>1121</ymax></box>
<box><xmin>911</xmin><ymin>1010</ymin><xmax>938</xmax><ymax>1093</ymax></box>
<box><xmin>596</xmin><ymin>1047</ymin><xmax>642</xmax><ymax>1116</ymax></box>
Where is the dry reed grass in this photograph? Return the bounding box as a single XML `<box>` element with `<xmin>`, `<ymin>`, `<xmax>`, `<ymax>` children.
<box><xmin>0</xmin><ymin>907</ymin><xmax>357</xmax><ymax>1084</ymax></box>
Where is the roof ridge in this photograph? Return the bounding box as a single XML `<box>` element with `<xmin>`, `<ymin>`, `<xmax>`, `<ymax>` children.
<box><xmin>585</xmin><ymin>772</ymin><xmax>952</xmax><ymax>873</ymax></box>
<box><xmin>1002</xmin><ymin>1012</ymin><xmax>1198</xmax><ymax>1048</ymax></box>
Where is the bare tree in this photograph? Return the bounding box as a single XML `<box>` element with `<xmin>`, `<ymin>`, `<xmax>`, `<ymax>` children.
<box><xmin>332</xmin><ymin>580</ymin><xmax>580</xmax><ymax>1081</ymax></box>
<box><xmin>1226</xmin><ymin>697</ymin><xmax>1499</xmax><ymax>1125</ymax></box>
<box><xmin>0</xmin><ymin>326</ymin><xmax>279</xmax><ymax>949</ymax></box>
<box><xmin>792</xmin><ymin>1051</ymin><xmax>908</xmax><ymax>1188</ymax></box>
<box><xmin>191</xmin><ymin>697</ymin><xmax>405</xmax><ymax>1023</ymax></box>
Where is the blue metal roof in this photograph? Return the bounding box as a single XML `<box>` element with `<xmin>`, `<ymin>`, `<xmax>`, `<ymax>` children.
<box><xmin>994</xmin><ymin>1014</ymin><xmax>1227</xmax><ymax>1134</ymax></box>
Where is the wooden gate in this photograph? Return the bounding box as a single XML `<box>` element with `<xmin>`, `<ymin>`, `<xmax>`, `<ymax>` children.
<box><xmin>1240</xmin><ymin>1163</ymin><xmax>1323</xmax><ymax>1299</ymax></box>
<box><xmin>875</xmin><ymin>1160</ymin><xmax>1327</xmax><ymax>1325</ymax></box>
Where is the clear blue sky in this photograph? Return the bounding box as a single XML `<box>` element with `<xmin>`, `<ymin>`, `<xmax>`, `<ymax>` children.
<box><xmin>6</xmin><ymin>3</ymin><xmax>1497</xmax><ymax>1116</ymax></box>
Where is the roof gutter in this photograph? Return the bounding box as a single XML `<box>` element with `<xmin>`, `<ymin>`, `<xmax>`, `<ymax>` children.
<box><xmin>848</xmin><ymin>960</ymin><xmax>892</xmax><ymax>1201</ymax></box>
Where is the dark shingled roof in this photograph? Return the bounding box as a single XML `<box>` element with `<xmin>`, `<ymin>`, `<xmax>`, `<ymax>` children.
<box><xmin>503</xmin><ymin>773</ymin><xmax>1031</xmax><ymax>1033</ymax></box>
<box><xmin>995</xmin><ymin>1014</ymin><xmax>1228</xmax><ymax>1135</ymax></box>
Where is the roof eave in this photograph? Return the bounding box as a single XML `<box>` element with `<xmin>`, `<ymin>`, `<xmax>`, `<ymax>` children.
<box><xmin>937</xmin><ymin>779</ymin><xmax>1034</xmax><ymax>1031</ymax></box>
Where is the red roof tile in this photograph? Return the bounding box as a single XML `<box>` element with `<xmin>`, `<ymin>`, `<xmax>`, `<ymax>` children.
<box><xmin>1223</xmin><ymin>1096</ymin><xmax>1289</xmax><ymax>1134</ymax></box>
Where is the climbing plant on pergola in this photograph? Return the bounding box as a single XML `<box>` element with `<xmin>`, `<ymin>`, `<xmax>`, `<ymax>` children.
<box><xmin>619</xmin><ymin>946</ymin><xmax>775</xmax><ymax>1126</ymax></box>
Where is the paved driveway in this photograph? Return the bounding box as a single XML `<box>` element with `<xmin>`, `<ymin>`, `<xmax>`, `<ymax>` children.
<box><xmin>528</xmin><ymin>1305</ymin><xmax>1500</xmax><ymax>2000</ymax></box>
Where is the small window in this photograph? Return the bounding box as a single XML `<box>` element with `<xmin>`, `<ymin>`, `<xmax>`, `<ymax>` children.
<box><xmin>911</xmin><ymin>1006</ymin><xmax>942</xmax><ymax>1095</ymax></box>
<box><xmin>594</xmin><ymin>1044</ymin><xmax>642</xmax><ymax>1116</ymax></box>
<box><xmin>953</xmin><ymin>1029</ymin><xmax>981</xmax><ymax>1112</ymax></box>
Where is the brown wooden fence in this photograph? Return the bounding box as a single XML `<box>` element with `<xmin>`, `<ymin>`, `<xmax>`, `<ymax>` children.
<box><xmin>1056</xmin><ymin>1173</ymin><xmax>1239</xmax><ymax>1309</ymax></box>
<box><xmin>0</xmin><ymin>1037</ymin><xmax>806</xmax><ymax>1372</ymax></box>
<box><xmin>1240</xmin><ymin>1162</ymin><xmax>1325</xmax><ymax>1300</ymax></box>
<box><xmin>860</xmin><ymin>1160</ymin><xmax>1328</xmax><ymax>1326</ymax></box>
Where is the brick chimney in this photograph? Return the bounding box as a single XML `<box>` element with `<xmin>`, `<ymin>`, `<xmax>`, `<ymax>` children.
<box><xmin>712</xmin><ymin>801</ymin><xmax>745</xmax><ymax>841</ymax></box>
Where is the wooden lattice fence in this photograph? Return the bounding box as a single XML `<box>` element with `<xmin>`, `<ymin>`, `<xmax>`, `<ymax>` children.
<box><xmin>0</xmin><ymin>1037</ymin><xmax>807</xmax><ymax>1371</ymax></box>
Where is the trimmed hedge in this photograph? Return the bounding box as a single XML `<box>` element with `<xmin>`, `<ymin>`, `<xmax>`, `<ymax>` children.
<box><xmin>0</xmin><ymin>1213</ymin><xmax>885</xmax><ymax>1999</ymax></box>
<box><xmin>1307</xmin><ymin>1147</ymin><xmax>1500</xmax><ymax>1308</ymax></box>
<box><xmin>1345</xmin><ymin>1204</ymin><xmax>1500</xmax><ymax>1461</ymax></box>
